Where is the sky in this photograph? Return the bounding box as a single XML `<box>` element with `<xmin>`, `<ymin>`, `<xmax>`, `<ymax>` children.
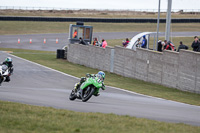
<box><xmin>0</xmin><ymin>0</ymin><xmax>200</xmax><ymax>11</ymax></box>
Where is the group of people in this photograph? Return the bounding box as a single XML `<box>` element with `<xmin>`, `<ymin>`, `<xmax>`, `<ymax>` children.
<box><xmin>157</xmin><ymin>40</ymin><xmax>177</xmax><ymax>52</ymax></box>
<box><xmin>73</xmin><ymin>30</ymin><xmax>107</xmax><ymax>48</ymax></box>
<box><xmin>79</xmin><ymin>37</ymin><xmax>107</xmax><ymax>48</ymax></box>
<box><xmin>92</xmin><ymin>38</ymin><xmax>107</xmax><ymax>48</ymax></box>
<box><xmin>76</xmin><ymin>27</ymin><xmax>200</xmax><ymax>52</ymax></box>
<box><xmin>122</xmin><ymin>35</ymin><xmax>148</xmax><ymax>48</ymax></box>
<box><xmin>120</xmin><ymin>35</ymin><xmax>200</xmax><ymax>53</ymax></box>
<box><xmin>157</xmin><ymin>36</ymin><xmax>200</xmax><ymax>52</ymax></box>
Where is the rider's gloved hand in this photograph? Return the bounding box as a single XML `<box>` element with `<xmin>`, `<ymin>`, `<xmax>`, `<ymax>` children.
<box><xmin>86</xmin><ymin>73</ymin><xmax>91</xmax><ymax>77</ymax></box>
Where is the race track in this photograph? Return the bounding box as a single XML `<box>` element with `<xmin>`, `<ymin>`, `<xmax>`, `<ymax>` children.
<box><xmin>0</xmin><ymin>51</ymin><xmax>200</xmax><ymax>126</ymax></box>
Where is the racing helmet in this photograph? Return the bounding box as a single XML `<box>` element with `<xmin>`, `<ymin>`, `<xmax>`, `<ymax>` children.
<box><xmin>97</xmin><ymin>71</ymin><xmax>105</xmax><ymax>81</ymax></box>
<box><xmin>5</xmin><ymin>57</ymin><xmax>12</xmax><ymax>63</ymax></box>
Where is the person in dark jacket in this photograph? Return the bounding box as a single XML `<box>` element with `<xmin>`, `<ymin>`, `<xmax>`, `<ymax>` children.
<box><xmin>141</xmin><ymin>35</ymin><xmax>147</xmax><ymax>48</ymax></box>
<box><xmin>199</xmin><ymin>39</ymin><xmax>200</xmax><ymax>52</ymax></box>
<box><xmin>177</xmin><ymin>41</ymin><xmax>188</xmax><ymax>52</ymax></box>
<box><xmin>79</xmin><ymin>37</ymin><xmax>88</xmax><ymax>45</ymax></box>
<box><xmin>191</xmin><ymin>36</ymin><xmax>200</xmax><ymax>52</ymax></box>
<box><xmin>157</xmin><ymin>40</ymin><xmax>164</xmax><ymax>52</ymax></box>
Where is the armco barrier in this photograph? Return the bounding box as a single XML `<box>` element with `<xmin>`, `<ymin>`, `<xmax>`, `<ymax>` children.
<box><xmin>1</xmin><ymin>16</ymin><xmax>200</xmax><ymax>23</ymax></box>
<box><xmin>67</xmin><ymin>44</ymin><xmax>200</xmax><ymax>94</ymax></box>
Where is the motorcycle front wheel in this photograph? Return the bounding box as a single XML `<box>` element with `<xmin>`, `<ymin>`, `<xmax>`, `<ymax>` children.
<box><xmin>82</xmin><ymin>86</ymin><xmax>95</xmax><ymax>102</ymax></box>
<box><xmin>69</xmin><ymin>90</ymin><xmax>77</xmax><ymax>100</ymax></box>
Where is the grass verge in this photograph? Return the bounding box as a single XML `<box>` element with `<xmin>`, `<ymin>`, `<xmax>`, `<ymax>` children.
<box><xmin>0</xmin><ymin>47</ymin><xmax>200</xmax><ymax>106</ymax></box>
<box><xmin>1</xmin><ymin>21</ymin><xmax>200</xmax><ymax>35</ymax></box>
<box><xmin>1</xmin><ymin>100</ymin><xmax>200</xmax><ymax>133</ymax></box>
<box><xmin>1</xmin><ymin>9</ymin><xmax>200</xmax><ymax>18</ymax></box>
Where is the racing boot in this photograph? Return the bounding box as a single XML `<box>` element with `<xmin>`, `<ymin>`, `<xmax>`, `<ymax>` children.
<box><xmin>5</xmin><ymin>76</ymin><xmax>10</xmax><ymax>82</ymax></box>
<box><xmin>93</xmin><ymin>90</ymin><xmax>100</xmax><ymax>97</ymax></box>
<box><xmin>94</xmin><ymin>93</ymin><xmax>100</xmax><ymax>97</ymax></box>
<box><xmin>0</xmin><ymin>76</ymin><xmax>3</xmax><ymax>85</ymax></box>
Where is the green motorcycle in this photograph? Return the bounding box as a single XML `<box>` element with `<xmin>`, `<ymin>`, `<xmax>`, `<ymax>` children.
<box><xmin>69</xmin><ymin>71</ymin><xmax>105</xmax><ymax>102</ymax></box>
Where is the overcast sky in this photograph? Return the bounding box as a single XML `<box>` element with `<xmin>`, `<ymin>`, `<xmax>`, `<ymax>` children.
<box><xmin>1</xmin><ymin>0</ymin><xmax>199</xmax><ymax>10</ymax></box>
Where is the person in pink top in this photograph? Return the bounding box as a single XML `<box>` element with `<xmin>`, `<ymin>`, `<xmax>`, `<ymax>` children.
<box><xmin>101</xmin><ymin>39</ymin><xmax>107</xmax><ymax>48</ymax></box>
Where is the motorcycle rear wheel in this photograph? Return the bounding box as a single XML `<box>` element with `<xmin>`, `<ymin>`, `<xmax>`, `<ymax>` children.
<box><xmin>82</xmin><ymin>86</ymin><xmax>95</xmax><ymax>102</ymax></box>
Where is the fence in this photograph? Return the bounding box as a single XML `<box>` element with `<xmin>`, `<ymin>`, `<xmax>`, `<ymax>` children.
<box><xmin>66</xmin><ymin>43</ymin><xmax>200</xmax><ymax>94</ymax></box>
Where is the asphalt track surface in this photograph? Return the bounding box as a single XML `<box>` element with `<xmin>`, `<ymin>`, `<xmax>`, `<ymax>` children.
<box><xmin>0</xmin><ymin>52</ymin><xmax>200</xmax><ymax>126</ymax></box>
<box><xmin>0</xmin><ymin>32</ymin><xmax>200</xmax><ymax>51</ymax></box>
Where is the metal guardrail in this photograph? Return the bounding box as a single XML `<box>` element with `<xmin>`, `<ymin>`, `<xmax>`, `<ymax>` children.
<box><xmin>0</xmin><ymin>16</ymin><xmax>200</xmax><ymax>23</ymax></box>
<box><xmin>0</xmin><ymin>6</ymin><xmax>200</xmax><ymax>13</ymax></box>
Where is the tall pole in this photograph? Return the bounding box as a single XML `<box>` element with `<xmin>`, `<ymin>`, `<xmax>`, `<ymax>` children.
<box><xmin>165</xmin><ymin>0</ymin><xmax>172</xmax><ymax>41</ymax></box>
<box><xmin>156</xmin><ymin>0</ymin><xmax>161</xmax><ymax>51</ymax></box>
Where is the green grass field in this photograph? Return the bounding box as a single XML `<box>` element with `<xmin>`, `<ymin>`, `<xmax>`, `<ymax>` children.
<box><xmin>1</xmin><ymin>100</ymin><xmax>200</xmax><ymax>133</ymax></box>
<box><xmin>1</xmin><ymin>21</ymin><xmax>200</xmax><ymax>35</ymax></box>
<box><xmin>1</xmin><ymin>9</ymin><xmax>200</xmax><ymax>19</ymax></box>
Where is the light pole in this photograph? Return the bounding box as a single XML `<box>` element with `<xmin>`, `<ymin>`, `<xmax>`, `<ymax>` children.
<box><xmin>165</xmin><ymin>0</ymin><xmax>172</xmax><ymax>41</ymax></box>
<box><xmin>156</xmin><ymin>0</ymin><xmax>161</xmax><ymax>51</ymax></box>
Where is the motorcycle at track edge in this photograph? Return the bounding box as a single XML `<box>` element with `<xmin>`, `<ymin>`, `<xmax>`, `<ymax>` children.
<box><xmin>0</xmin><ymin>64</ymin><xmax>10</xmax><ymax>86</ymax></box>
<box><xmin>69</xmin><ymin>73</ymin><xmax>105</xmax><ymax>102</ymax></box>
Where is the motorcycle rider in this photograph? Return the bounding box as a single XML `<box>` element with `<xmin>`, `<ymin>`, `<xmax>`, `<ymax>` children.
<box><xmin>1</xmin><ymin>57</ymin><xmax>13</xmax><ymax>82</ymax></box>
<box><xmin>74</xmin><ymin>71</ymin><xmax>105</xmax><ymax>96</ymax></box>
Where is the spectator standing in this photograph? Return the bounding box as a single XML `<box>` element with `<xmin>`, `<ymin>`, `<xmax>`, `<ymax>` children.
<box><xmin>101</xmin><ymin>39</ymin><xmax>107</xmax><ymax>48</ymax></box>
<box><xmin>93</xmin><ymin>38</ymin><xmax>100</xmax><ymax>46</ymax></box>
<box><xmin>163</xmin><ymin>40</ymin><xmax>167</xmax><ymax>50</ymax></box>
<box><xmin>122</xmin><ymin>38</ymin><xmax>130</xmax><ymax>47</ymax></box>
<box><xmin>177</xmin><ymin>41</ymin><xmax>188</xmax><ymax>52</ymax></box>
<box><xmin>79</xmin><ymin>37</ymin><xmax>87</xmax><ymax>45</ymax></box>
<box><xmin>191</xmin><ymin>36</ymin><xmax>200</xmax><ymax>52</ymax></box>
<box><xmin>135</xmin><ymin>38</ymin><xmax>141</xmax><ymax>48</ymax></box>
<box><xmin>199</xmin><ymin>39</ymin><xmax>200</xmax><ymax>52</ymax></box>
<box><xmin>157</xmin><ymin>40</ymin><xmax>164</xmax><ymax>52</ymax></box>
<box><xmin>163</xmin><ymin>40</ymin><xmax>176</xmax><ymax>51</ymax></box>
<box><xmin>73</xmin><ymin>30</ymin><xmax>77</xmax><ymax>38</ymax></box>
<box><xmin>93</xmin><ymin>38</ymin><xmax>97</xmax><ymax>46</ymax></box>
<box><xmin>141</xmin><ymin>35</ymin><xmax>147</xmax><ymax>48</ymax></box>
